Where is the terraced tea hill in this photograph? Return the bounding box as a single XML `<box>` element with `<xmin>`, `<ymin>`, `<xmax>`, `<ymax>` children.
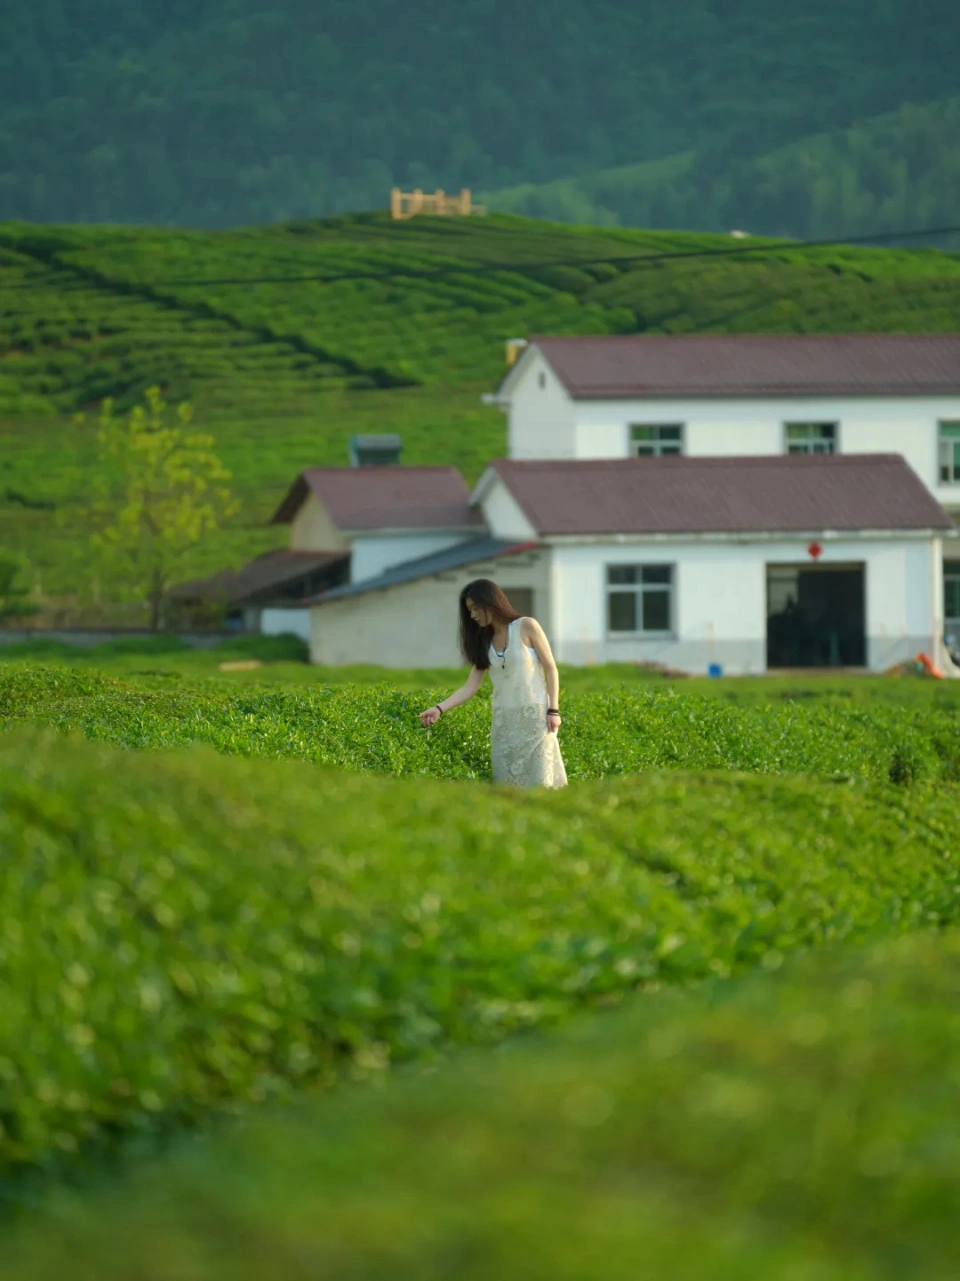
<box><xmin>0</xmin><ymin>216</ymin><xmax>648</xmax><ymax>416</ymax></box>
<box><xmin>3</xmin><ymin>215</ymin><xmax>960</xmax><ymax>417</ymax></box>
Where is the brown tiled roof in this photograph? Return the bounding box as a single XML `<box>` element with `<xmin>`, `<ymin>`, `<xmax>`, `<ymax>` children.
<box><xmin>528</xmin><ymin>333</ymin><xmax>960</xmax><ymax>398</ymax></box>
<box><xmin>170</xmin><ymin>550</ymin><xmax>348</xmax><ymax>605</ymax></box>
<box><xmin>271</xmin><ymin>466</ymin><xmax>484</xmax><ymax>530</ymax></box>
<box><xmin>489</xmin><ymin>454</ymin><xmax>954</xmax><ymax>536</ymax></box>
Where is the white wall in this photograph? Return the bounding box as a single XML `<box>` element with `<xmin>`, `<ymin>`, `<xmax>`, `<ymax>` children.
<box><xmin>477</xmin><ymin>479</ymin><xmax>538</xmax><ymax>540</ymax></box>
<box><xmin>261</xmin><ymin>608</ymin><xmax>311</xmax><ymax>642</ymax></box>
<box><xmin>310</xmin><ymin>548</ymin><xmax>549</xmax><ymax>667</ymax></box>
<box><xmin>507</xmin><ymin>350</ymin><xmax>577</xmax><ymax>459</ymax></box>
<box><xmin>563</xmin><ymin>395</ymin><xmax>960</xmax><ymax>504</ymax></box>
<box><xmin>549</xmin><ymin>535</ymin><xmax>942</xmax><ymax>673</ymax></box>
<box><xmin>350</xmin><ymin>532</ymin><xmax>472</xmax><ymax>583</ymax></box>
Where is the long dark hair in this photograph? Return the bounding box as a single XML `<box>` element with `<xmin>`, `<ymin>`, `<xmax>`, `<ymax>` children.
<box><xmin>459</xmin><ymin>579</ymin><xmax>522</xmax><ymax>670</ymax></box>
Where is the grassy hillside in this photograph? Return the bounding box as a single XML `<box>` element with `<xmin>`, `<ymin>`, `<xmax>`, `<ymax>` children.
<box><xmin>9</xmin><ymin>926</ymin><xmax>960</xmax><ymax>1279</ymax></box>
<box><xmin>484</xmin><ymin>96</ymin><xmax>960</xmax><ymax>240</ymax></box>
<box><xmin>2</xmin><ymin>213</ymin><xmax>960</xmax><ymax>604</ymax></box>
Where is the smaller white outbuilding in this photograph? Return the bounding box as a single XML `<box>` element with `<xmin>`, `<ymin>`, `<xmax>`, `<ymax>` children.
<box><xmin>309</xmin><ymin>452</ymin><xmax>956</xmax><ymax>674</ymax></box>
<box><xmin>171</xmin><ymin>463</ymin><xmax>482</xmax><ymax>642</ymax></box>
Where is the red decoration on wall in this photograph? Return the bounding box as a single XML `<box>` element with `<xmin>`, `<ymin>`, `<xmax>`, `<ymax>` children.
<box><xmin>807</xmin><ymin>541</ymin><xmax>823</xmax><ymax>561</ymax></box>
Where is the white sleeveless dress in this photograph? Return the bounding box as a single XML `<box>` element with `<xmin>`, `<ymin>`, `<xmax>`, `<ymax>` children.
<box><xmin>488</xmin><ymin>618</ymin><xmax>568</xmax><ymax>788</ymax></box>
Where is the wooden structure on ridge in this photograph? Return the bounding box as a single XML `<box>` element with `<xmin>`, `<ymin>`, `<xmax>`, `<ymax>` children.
<box><xmin>390</xmin><ymin>187</ymin><xmax>487</xmax><ymax>220</ymax></box>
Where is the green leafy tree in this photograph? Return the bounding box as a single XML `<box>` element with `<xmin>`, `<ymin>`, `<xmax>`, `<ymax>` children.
<box><xmin>0</xmin><ymin>553</ymin><xmax>39</xmax><ymax>624</ymax></box>
<box><xmin>85</xmin><ymin>387</ymin><xmax>238</xmax><ymax>631</ymax></box>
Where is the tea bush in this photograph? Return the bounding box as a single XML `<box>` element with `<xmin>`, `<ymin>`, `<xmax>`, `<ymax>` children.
<box><xmin>2</xmin><ymin>726</ymin><xmax>960</xmax><ymax>1184</ymax></box>
<box><xmin>3</xmin><ymin>664</ymin><xmax>960</xmax><ymax>784</ymax></box>
<box><xmin>8</xmin><ymin>926</ymin><xmax>960</xmax><ymax>1279</ymax></box>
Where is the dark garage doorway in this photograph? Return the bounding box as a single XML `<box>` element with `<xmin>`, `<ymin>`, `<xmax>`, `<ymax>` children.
<box><xmin>766</xmin><ymin>564</ymin><xmax>866</xmax><ymax>669</ymax></box>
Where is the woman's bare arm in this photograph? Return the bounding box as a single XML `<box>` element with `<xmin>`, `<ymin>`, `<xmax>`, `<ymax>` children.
<box><xmin>419</xmin><ymin>666</ymin><xmax>486</xmax><ymax>725</ymax></box>
<box><xmin>521</xmin><ymin>617</ymin><xmax>561</xmax><ymax>723</ymax></box>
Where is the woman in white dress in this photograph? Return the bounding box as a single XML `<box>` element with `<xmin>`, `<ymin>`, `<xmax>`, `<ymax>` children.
<box><xmin>418</xmin><ymin>579</ymin><xmax>567</xmax><ymax>788</ymax></box>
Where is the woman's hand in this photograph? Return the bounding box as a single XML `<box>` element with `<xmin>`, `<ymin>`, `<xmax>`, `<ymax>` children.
<box><xmin>419</xmin><ymin>706</ymin><xmax>443</xmax><ymax>727</ymax></box>
<box><xmin>546</xmin><ymin>711</ymin><xmax>562</xmax><ymax>735</ymax></box>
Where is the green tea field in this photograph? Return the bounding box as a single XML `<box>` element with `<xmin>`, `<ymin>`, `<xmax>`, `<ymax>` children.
<box><xmin>4</xmin><ymin>207</ymin><xmax>960</xmax><ymax>1272</ymax></box>
<box><xmin>2</xmin><ymin>212</ymin><xmax>960</xmax><ymax>598</ymax></box>
<box><xmin>10</xmin><ymin>928</ymin><xmax>960</xmax><ymax>1280</ymax></box>
<box><xmin>1</xmin><ymin>659</ymin><xmax>960</xmax><ymax>1275</ymax></box>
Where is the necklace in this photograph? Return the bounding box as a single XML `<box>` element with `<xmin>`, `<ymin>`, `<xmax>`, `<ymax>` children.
<box><xmin>492</xmin><ymin>628</ymin><xmax>508</xmax><ymax>668</ymax></box>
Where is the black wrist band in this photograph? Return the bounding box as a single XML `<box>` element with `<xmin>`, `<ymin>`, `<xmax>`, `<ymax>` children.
<box><xmin>436</xmin><ymin>705</ymin><xmax>444</xmax><ymax>715</ymax></box>
<box><xmin>547</xmin><ymin>708</ymin><xmax>560</xmax><ymax>715</ymax></box>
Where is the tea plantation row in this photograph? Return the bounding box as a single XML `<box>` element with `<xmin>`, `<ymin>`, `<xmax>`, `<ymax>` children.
<box><xmin>2</xmin><ymin>718</ymin><xmax>960</xmax><ymax>1189</ymax></box>
<box><xmin>3</xmin><ymin>664</ymin><xmax>960</xmax><ymax>784</ymax></box>
<box><xmin>7</xmin><ymin>922</ymin><xmax>960</xmax><ymax>1279</ymax></box>
<box><xmin>4</xmin><ymin>216</ymin><xmax>960</xmax><ymax>414</ymax></box>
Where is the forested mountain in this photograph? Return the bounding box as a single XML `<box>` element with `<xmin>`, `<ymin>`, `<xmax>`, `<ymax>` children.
<box><xmin>484</xmin><ymin>98</ymin><xmax>960</xmax><ymax>242</ymax></box>
<box><xmin>2</xmin><ymin>0</ymin><xmax>959</xmax><ymax>232</ymax></box>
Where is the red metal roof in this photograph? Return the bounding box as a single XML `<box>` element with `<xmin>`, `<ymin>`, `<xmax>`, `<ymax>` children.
<box><xmin>528</xmin><ymin>333</ymin><xmax>960</xmax><ymax>398</ymax></box>
<box><xmin>271</xmin><ymin>466</ymin><xmax>483</xmax><ymax>531</ymax></box>
<box><xmin>488</xmin><ymin>454</ymin><xmax>955</xmax><ymax>536</ymax></box>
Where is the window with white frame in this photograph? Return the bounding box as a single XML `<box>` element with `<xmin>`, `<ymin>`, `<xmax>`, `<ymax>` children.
<box><xmin>945</xmin><ymin>563</ymin><xmax>960</xmax><ymax>621</ymax></box>
<box><xmin>630</xmin><ymin>424</ymin><xmax>684</xmax><ymax>457</ymax></box>
<box><xmin>784</xmin><ymin>422</ymin><xmax>837</xmax><ymax>454</ymax></box>
<box><xmin>607</xmin><ymin>565</ymin><xmax>673</xmax><ymax>634</ymax></box>
<box><xmin>939</xmin><ymin>423</ymin><xmax>960</xmax><ymax>483</ymax></box>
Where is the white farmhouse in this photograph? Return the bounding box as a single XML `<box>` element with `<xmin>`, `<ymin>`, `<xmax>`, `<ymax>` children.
<box><xmin>487</xmin><ymin>332</ymin><xmax>960</xmax><ymax>652</ymax></box>
<box><xmin>171</xmin><ymin>462</ymin><xmax>483</xmax><ymax>642</ymax></box>
<box><xmin>312</xmin><ymin>452</ymin><xmax>953</xmax><ymax>673</ymax></box>
<box><xmin>307</xmin><ymin>333</ymin><xmax>960</xmax><ymax>673</ymax></box>
<box><xmin>184</xmin><ymin>332</ymin><xmax>960</xmax><ymax>674</ymax></box>
<box><xmin>492</xmin><ymin>335</ymin><xmax>960</xmax><ymax>507</ymax></box>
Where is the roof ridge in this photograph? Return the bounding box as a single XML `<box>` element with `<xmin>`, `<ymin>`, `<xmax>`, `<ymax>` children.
<box><xmin>303</xmin><ymin>464</ymin><xmax>464</xmax><ymax>474</ymax></box>
<box><xmin>495</xmin><ymin>452</ymin><xmax>906</xmax><ymax>469</ymax></box>
<box><xmin>530</xmin><ymin>332</ymin><xmax>960</xmax><ymax>342</ymax></box>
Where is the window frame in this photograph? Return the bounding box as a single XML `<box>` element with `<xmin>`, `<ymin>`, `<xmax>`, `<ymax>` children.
<box><xmin>628</xmin><ymin>423</ymin><xmax>685</xmax><ymax>458</ymax></box>
<box><xmin>944</xmin><ymin>562</ymin><xmax>960</xmax><ymax>622</ymax></box>
<box><xmin>938</xmin><ymin>422</ymin><xmax>960</xmax><ymax>485</ymax></box>
<box><xmin>605</xmin><ymin>563</ymin><xmax>676</xmax><ymax>638</ymax></box>
<box><xmin>782</xmin><ymin>421</ymin><xmax>839</xmax><ymax>455</ymax></box>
